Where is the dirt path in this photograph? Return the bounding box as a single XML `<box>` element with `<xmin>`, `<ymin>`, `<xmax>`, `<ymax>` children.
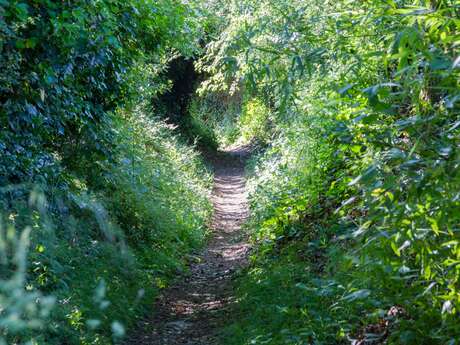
<box><xmin>126</xmin><ymin>147</ymin><xmax>251</xmax><ymax>344</ymax></box>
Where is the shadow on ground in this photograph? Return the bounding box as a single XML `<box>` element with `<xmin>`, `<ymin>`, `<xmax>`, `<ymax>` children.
<box><xmin>125</xmin><ymin>146</ymin><xmax>251</xmax><ymax>345</ymax></box>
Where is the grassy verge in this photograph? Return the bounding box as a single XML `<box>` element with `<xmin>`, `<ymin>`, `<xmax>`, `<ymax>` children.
<box><xmin>1</xmin><ymin>104</ymin><xmax>213</xmax><ymax>344</ymax></box>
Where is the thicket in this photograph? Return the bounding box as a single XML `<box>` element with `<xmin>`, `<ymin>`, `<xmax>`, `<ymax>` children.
<box><xmin>0</xmin><ymin>1</ymin><xmax>213</xmax><ymax>344</ymax></box>
<box><xmin>198</xmin><ymin>0</ymin><xmax>460</xmax><ymax>344</ymax></box>
<box><xmin>2</xmin><ymin>0</ymin><xmax>460</xmax><ymax>343</ymax></box>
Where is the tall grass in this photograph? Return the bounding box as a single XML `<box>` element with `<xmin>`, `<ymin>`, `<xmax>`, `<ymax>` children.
<box><xmin>0</xmin><ymin>104</ymin><xmax>212</xmax><ymax>344</ymax></box>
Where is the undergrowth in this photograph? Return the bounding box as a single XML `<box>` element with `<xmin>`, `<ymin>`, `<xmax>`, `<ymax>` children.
<box><xmin>2</xmin><ymin>0</ymin><xmax>460</xmax><ymax>344</ymax></box>
<box><xmin>186</xmin><ymin>91</ymin><xmax>242</xmax><ymax>148</ymax></box>
<box><xmin>0</xmin><ymin>0</ymin><xmax>214</xmax><ymax>343</ymax></box>
<box><xmin>1</xmin><ymin>104</ymin><xmax>212</xmax><ymax>344</ymax></box>
<box><xmin>197</xmin><ymin>0</ymin><xmax>460</xmax><ymax>344</ymax></box>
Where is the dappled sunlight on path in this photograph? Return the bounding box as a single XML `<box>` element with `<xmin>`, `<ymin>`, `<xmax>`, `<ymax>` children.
<box><xmin>125</xmin><ymin>146</ymin><xmax>251</xmax><ymax>344</ymax></box>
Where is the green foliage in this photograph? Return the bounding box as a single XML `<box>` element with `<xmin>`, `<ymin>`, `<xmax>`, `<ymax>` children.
<box><xmin>0</xmin><ymin>225</ymin><xmax>55</xmax><ymax>345</ymax></box>
<box><xmin>2</xmin><ymin>0</ymin><xmax>459</xmax><ymax>343</ymax></box>
<box><xmin>0</xmin><ymin>105</ymin><xmax>212</xmax><ymax>344</ymax></box>
<box><xmin>109</xmin><ymin>105</ymin><xmax>213</xmax><ymax>251</ymax></box>
<box><xmin>239</xmin><ymin>98</ymin><xmax>271</xmax><ymax>144</ymax></box>
<box><xmin>0</xmin><ymin>0</ymin><xmax>200</xmax><ymax>185</ymax></box>
<box><xmin>201</xmin><ymin>0</ymin><xmax>460</xmax><ymax>343</ymax></box>
<box><xmin>184</xmin><ymin>98</ymin><xmax>220</xmax><ymax>149</ymax></box>
<box><xmin>0</xmin><ymin>0</ymin><xmax>214</xmax><ymax>343</ymax></box>
<box><xmin>186</xmin><ymin>91</ymin><xmax>243</xmax><ymax>147</ymax></box>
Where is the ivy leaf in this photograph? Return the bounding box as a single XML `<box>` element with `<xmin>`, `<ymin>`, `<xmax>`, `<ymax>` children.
<box><xmin>15</xmin><ymin>3</ymin><xmax>29</xmax><ymax>21</ymax></box>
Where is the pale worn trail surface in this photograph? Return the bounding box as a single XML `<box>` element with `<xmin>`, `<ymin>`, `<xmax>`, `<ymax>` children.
<box><xmin>126</xmin><ymin>146</ymin><xmax>251</xmax><ymax>344</ymax></box>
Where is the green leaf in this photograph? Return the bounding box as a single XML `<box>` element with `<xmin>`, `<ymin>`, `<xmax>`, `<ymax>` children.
<box><xmin>391</xmin><ymin>241</ymin><xmax>400</xmax><ymax>257</ymax></box>
<box><xmin>430</xmin><ymin>57</ymin><xmax>450</xmax><ymax>70</ymax></box>
<box><xmin>338</xmin><ymin>84</ymin><xmax>354</xmax><ymax>96</ymax></box>
<box><xmin>343</xmin><ymin>289</ymin><xmax>371</xmax><ymax>301</ymax></box>
<box><xmin>15</xmin><ymin>3</ymin><xmax>29</xmax><ymax>20</ymax></box>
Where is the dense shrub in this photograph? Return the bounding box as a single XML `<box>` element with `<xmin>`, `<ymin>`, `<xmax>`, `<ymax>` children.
<box><xmin>199</xmin><ymin>0</ymin><xmax>460</xmax><ymax>343</ymax></box>
<box><xmin>0</xmin><ymin>1</ymin><xmax>213</xmax><ymax>344</ymax></box>
<box><xmin>238</xmin><ymin>98</ymin><xmax>271</xmax><ymax>144</ymax></box>
<box><xmin>0</xmin><ymin>0</ymin><xmax>201</xmax><ymax>184</ymax></box>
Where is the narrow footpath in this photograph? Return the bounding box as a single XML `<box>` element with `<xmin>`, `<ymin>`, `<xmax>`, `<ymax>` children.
<box><xmin>126</xmin><ymin>147</ymin><xmax>251</xmax><ymax>344</ymax></box>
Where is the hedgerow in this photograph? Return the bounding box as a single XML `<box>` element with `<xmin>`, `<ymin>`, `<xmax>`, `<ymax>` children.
<box><xmin>198</xmin><ymin>0</ymin><xmax>460</xmax><ymax>343</ymax></box>
<box><xmin>0</xmin><ymin>0</ymin><xmax>213</xmax><ymax>343</ymax></box>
